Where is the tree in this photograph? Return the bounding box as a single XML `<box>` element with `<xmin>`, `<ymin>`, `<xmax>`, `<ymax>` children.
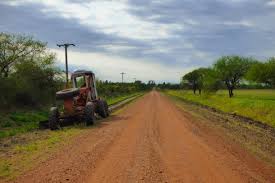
<box><xmin>147</xmin><ymin>80</ymin><xmax>155</xmax><ymax>86</ymax></box>
<box><xmin>198</xmin><ymin>68</ymin><xmax>221</xmax><ymax>93</ymax></box>
<box><xmin>182</xmin><ymin>69</ymin><xmax>203</xmax><ymax>94</ymax></box>
<box><xmin>147</xmin><ymin>80</ymin><xmax>156</xmax><ymax>89</ymax></box>
<box><xmin>0</xmin><ymin>32</ymin><xmax>45</xmax><ymax>78</ymax></box>
<box><xmin>214</xmin><ymin>56</ymin><xmax>254</xmax><ymax>97</ymax></box>
<box><xmin>246</xmin><ymin>57</ymin><xmax>275</xmax><ymax>87</ymax></box>
<box><xmin>12</xmin><ymin>58</ymin><xmax>62</xmax><ymax>105</ymax></box>
<box><xmin>182</xmin><ymin>68</ymin><xmax>221</xmax><ymax>95</ymax></box>
<box><xmin>0</xmin><ymin>32</ymin><xmax>61</xmax><ymax>107</ymax></box>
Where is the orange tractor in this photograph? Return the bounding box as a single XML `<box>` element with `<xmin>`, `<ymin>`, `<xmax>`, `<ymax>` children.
<box><xmin>48</xmin><ymin>70</ymin><xmax>109</xmax><ymax>130</ymax></box>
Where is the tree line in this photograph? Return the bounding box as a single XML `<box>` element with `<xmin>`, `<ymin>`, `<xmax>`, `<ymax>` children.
<box><xmin>96</xmin><ymin>80</ymin><xmax>152</xmax><ymax>99</ymax></box>
<box><xmin>181</xmin><ymin>56</ymin><xmax>275</xmax><ymax>97</ymax></box>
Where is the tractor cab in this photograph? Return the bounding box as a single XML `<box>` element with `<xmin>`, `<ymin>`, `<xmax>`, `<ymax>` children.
<box><xmin>71</xmin><ymin>70</ymin><xmax>98</xmax><ymax>102</ymax></box>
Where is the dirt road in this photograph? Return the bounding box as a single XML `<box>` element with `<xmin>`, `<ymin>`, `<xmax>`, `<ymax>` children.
<box><xmin>15</xmin><ymin>91</ymin><xmax>275</xmax><ymax>183</ymax></box>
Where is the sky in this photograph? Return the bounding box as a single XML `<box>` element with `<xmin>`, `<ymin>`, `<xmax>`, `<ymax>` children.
<box><xmin>1</xmin><ymin>0</ymin><xmax>275</xmax><ymax>83</ymax></box>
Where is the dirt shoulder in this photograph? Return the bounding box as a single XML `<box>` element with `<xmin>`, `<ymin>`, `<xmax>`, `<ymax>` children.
<box><xmin>166</xmin><ymin>92</ymin><xmax>275</xmax><ymax>167</ymax></box>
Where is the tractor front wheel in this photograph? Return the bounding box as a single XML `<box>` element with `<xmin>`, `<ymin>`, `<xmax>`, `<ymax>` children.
<box><xmin>49</xmin><ymin>107</ymin><xmax>60</xmax><ymax>130</ymax></box>
<box><xmin>84</xmin><ymin>102</ymin><xmax>95</xmax><ymax>125</ymax></box>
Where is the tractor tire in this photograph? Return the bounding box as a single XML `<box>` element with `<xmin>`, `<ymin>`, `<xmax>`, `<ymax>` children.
<box><xmin>49</xmin><ymin>107</ymin><xmax>60</xmax><ymax>130</ymax></box>
<box><xmin>84</xmin><ymin>102</ymin><xmax>95</xmax><ymax>125</ymax></box>
<box><xmin>56</xmin><ymin>88</ymin><xmax>80</xmax><ymax>100</ymax></box>
<box><xmin>103</xmin><ymin>100</ymin><xmax>109</xmax><ymax>116</ymax></box>
<box><xmin>97</xmin><ymin>100</ymin><xmax>108</xmax><ymax>118</ymax></box>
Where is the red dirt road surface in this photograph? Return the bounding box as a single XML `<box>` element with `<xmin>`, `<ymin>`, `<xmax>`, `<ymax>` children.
<box><xmin>15</xmin><ymin>91</ymin><xmax>275</xmax><ymax>183</ymax></box>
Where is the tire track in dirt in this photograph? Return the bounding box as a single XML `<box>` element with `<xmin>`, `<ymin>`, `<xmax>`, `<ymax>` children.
<box><xmin>86</xmin><ymin>91</ymin><xmax>168</xmax><ymax>183</ymax></box>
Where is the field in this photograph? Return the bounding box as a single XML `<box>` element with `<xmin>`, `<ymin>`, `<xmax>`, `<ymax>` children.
<box><xmin>165</xmin><ymin>89</ymin><xmax>275</xmax><ymax>127</ymax></box>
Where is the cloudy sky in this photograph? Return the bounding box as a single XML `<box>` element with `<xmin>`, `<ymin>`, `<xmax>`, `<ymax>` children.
<box><xmin>1</xmin><ymin>0</ymin><xmax>275</xmax><ymax>83</ymax></box>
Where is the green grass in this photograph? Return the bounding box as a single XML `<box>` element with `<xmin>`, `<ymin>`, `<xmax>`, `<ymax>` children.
<box><xmin>0</xmin><ymin>111</ymin><xmax>48</xmax><ymax>139</ymax></box>
<box><xmin>106</xmin><ymin>92</ymin><xmax>144</xmax><ymax>106</ymax></box>
<box><xmin>165</xmin><ymin>89</ymin><xmax>275</xmax><ymax>127</ymax></box>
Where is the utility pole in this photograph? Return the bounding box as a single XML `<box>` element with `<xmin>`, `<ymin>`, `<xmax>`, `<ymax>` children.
<box><xmin>120</xmin><ymin>72</ymin><xmax>126</xmax><ymax>83</ymax></box>
<box><xmin>57</xmin><ymin>43</ymin><xmax>75</xmax><ymax>87</ymax></box>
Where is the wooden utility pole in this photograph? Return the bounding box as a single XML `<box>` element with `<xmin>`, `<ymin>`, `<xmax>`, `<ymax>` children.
<box><xmin>120</xmin><ymin>72</ymin><xmax>126</xmax><ymax>83</ymax></box>
<box><xmin>57</xmin><ymin>43</ymin><xmax>75</xmax><ymax>87</ymax></box>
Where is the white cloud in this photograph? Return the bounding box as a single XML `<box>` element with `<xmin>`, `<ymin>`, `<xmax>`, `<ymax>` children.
<box><xmin>266</xmin><ymin>0</ymin><xmax>275</xmax><ymax>6</ymax></box>
<box><xmin>3</xmin><ymin>0</ymin><xmax>182</xmax><ymax>40</ymax></box>
<box><xmin>221</xmin><ymin>20</ymin><xmax>254</xmax><ymax>27</ymax></box>
<box><xmin>3</xmin><ymin>0</ymin><xmax>272</xmax><ymax>83</ymax></box>
<box><xmin>52</xmin><ymin>48</ymin><xmax>190</xmax><ymax>83</ymax></box>
<box><xmin>97</xmin><ymin>44</ymin><xmax>137</xmax><ymax>52</ymax></box>
<box><xmin>216</xmin><ymin>0</ymin><xmax>251</xmax><ymax>4</ymax></box>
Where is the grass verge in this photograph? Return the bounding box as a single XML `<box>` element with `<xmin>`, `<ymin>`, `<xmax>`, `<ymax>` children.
<box><xmin>0</xmin><ymin>126</ymin><xmax>86</xmax><ymax>182</ymax></box>
<box><xmin>165</xmin><ymin>89</ymin><xmax>275</xmax><ymax>128</ymax></box>
<box><xmin>0</xmin><ymin>111</ymin><xmax>48</xmax><ymax>139</ymax></box>
<box><xmin>106</xmin><ymin>92</ymin><xmax>144</xmax><ymax>106</ymax></box>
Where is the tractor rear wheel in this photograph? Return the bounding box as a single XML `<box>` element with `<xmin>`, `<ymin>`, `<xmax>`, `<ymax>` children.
<box><xmin>49</xmin><ymin>107</ymin><xmax>60</xmax><ymax>130</ymax></box>
<box><xmin>97</xmin><ymin>100</ymin><xmax>108</xmax><ymax>118</ymax></box>
<box><xmin>84</xmin><ymin>102</ymin><xmax>95</xmax><ymax>125</ymax></box>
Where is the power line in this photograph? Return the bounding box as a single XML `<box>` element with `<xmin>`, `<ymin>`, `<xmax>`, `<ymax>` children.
<box><xmin>57</xmin><ymin>43</ymin><xmax>75</xmax><ymax>87</ymax></box>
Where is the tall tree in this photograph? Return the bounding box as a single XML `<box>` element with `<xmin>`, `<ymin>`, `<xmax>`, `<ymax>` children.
<box><xmin>214</xmin><ymin>56</ymin><xmax>254</xmax><ymax>97</ymax></box>
<box><xmin>0</xmin><ymin>32</ymin><xmax>45</xmax><ymax>78</ymax></box>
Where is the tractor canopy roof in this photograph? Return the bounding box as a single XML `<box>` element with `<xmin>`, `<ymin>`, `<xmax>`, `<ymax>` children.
<box><xmin>71</xmin><ymin>70</ymin><xmax>94</xmax><ymax>78</ymax></box>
